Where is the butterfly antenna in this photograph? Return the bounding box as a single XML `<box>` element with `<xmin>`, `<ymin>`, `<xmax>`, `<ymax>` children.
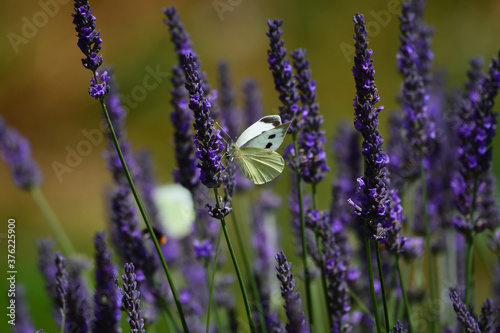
<box><xmin>214</xmin><ymin>121</ymin><xmax>232</xmax><ymax>146</ymax></box>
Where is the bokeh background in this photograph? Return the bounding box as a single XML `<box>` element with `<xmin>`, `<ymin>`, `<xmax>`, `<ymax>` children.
<box><xmin>1</xmin><ymin>0</ymin><xmax>500</xmax><ymax>331</ymax></box>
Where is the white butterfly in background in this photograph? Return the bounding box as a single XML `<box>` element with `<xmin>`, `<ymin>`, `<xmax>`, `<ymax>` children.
<box><xmin>226</xmin><ymin>115</ymin><xmax>290</xmax><ymax>185</ymax></box>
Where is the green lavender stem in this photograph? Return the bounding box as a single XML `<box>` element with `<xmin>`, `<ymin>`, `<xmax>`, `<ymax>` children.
<box><xmin>292</xmin><ymin>135</ymin><xmax>313</xmax><ymax>331</ymax></box>
<box><xmin>30</xmin><ymin>187</ymin><xmax>76</xmax><ymax>256</ymax></box>
<box><xmin>375</xmin><ymin>241</ymin><xmax>390</xmax><ymax>332</ymax></box>
<box><xmin>231</xmin><ymin>206</ymin><xmax>268</xmax><ymax>333</ymax></box>
<box><xmin>420</xmin><ymin>162</ymin><xmax>436</xmax><ymax>333</ymax></box>
<box><xmin>465</xmin><ymin>175</ymin><xmax>478</xmax><ymax>309</ymax></box>
<box><xmin>396</xmin><ymin>254</ymin><xmax>414</xmax><ymax>332</ymax></box>
<box><xmin>365</xmin><ymin>232</ymin><xmax>383</xmax><ymax>333</ymax></box>
<box><xmin>213</xmin><ymin>187</ymin><xmax>255</xmax><ymax>333</ymax></box>
<box><xmin>206</xmin><ymin>228</ymin><xmax>223</xmax><ymax>333</ymax></box>
<box><xmin>98</xmin><ymin>97</ymin><xmax>189</xmax><ymax>333</ymax></box>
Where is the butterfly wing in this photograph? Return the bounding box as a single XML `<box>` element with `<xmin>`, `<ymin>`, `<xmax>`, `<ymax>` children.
<box><xmin>234</xmin><ymin>147</ymin><xmax>285</xmax><ymax>185</ymax></box>
<box><xmin>235</xmin><ymin>115</ymin><xmax>282</xmax><ymax>147</ymax></box>
<box><xmin>240</xmin><ymin>121</ymin><xmax>290</xmax><ymax>151</ymax></box>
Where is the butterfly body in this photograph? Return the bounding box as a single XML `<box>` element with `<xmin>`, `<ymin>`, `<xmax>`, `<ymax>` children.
<box><xmin>226</xmin><ymin>115</ymin><xmax>290</xmax><ymax>185</ymax></box>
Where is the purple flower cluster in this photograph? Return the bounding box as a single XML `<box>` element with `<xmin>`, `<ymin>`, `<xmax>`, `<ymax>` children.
<box><xmin>13</xmin><ymin>286</ymin><xmax>35</xmax><ymax>333</ymax></box>
<box><xmin>390</xmin><ymin>320</ymin><xmax>408</xmax><ymax>333</ymax></box>
<box><xmin>92</xmin><ymin>232</ymin><xmax>121</xmax><ymax>333</ymax></box>
<box><xmin>275</xmin><ymin>251</ymin><xmax>309</xmax><ymax>333</ymax></box>
<box><xmin>397</xmin><ymin>1</ymin><xmax>435</xmax><ymax>153</ymax></box>
<box><xmin>170</xmin><ymin>65</ymin><xmax>200</xmax><ymax>191</ymax></box>
<box><xmin>291</xmin><ymin>49</ymin><xmax>330</xmax><ymax>184</ymax></box>
<box><xmin>182</xmin><ymin>53</ymin><xmax>226</xmax><ymax>189</ymax></box>
<box><xmin>72</xmin><ymin>0</ymin><xmax>102</xmax><ymax>71</ymax></box>
<box><xmin>348</xmin><ymin>13</ymin><xmax>402</xmax><ymax>240</ymax></box>
<box><xmin>453</xmin><ymin>54</ymin><xmax>500</xmax><ymax>235</ymax></box>
<box><xmin>0</xmin><ymin>115</ymin><xmax>42</xmax><ymax>190</ymax></box>
<box><xmin>121</xmin><ymin>263</ymin><xmax>146</xmax><ymax>333</ymax></box>
<box><xmin>449</xmin><ymin>290</ymin><xmax>481</xmax><ymax>333</ymax></box>
<box><xmin>267</xmin><ymin>19</ymin><xmax>302</xmax><ymax>134</ymax></box>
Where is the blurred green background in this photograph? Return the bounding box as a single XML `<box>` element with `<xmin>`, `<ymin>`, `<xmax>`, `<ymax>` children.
<box><xmin>1</xmin><ymin>0</ymin><xmax>500</xmax><ymax>331</ymax></box>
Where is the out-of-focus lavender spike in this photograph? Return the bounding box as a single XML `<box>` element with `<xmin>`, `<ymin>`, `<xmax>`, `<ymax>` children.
<box><xmin>409</xmin><ymin>0</ymin><xmax>434</xmax><ymax>84</ymax></box>
<box><xmin>179</xmin><ymin>289</ymin><xmax>204</xmax><ymax>332</ymax></box>
<box><xmin>12</xmin><ymin>285</ymin><xmax>35</xmax><ymax>333</ymax></box>
<box><xmin>92</xmin><ymin>232</ymin><xmax>121</xmax><ymax>333</ymax></box>
<box><xmin>251</xmin><ymin>190</ymin><xmax>282</xmax><ymax>330</ymax></box>
<box><xmin>449</xmin><ymin>290</ymin><xmax>481</xmax><ymax>332</ymax></box>
<box><xmin>397</xmin><ymin>2</ymin><xmax>435</xmax><ymax>154</ymax></box>
<box><xmin>55</xmin><ymin>252</ymin><xmax>68</xmax><ymax>324</ymax></box>
<box><xmin>135</xmin><ymin>149</ymin><xmax>161</xmax><ymax>226</ymax></box>
<box><xmin>0</xmin><ymin>115</ymin><xmax>43</xmax><ymax>190</ymax></box>
<box><xmin>121</xmin><ymin>263</ymin><xmax>146</xmax><ymax>333</ymax></box>
<box><xmin>163</xmin><ymin>6</ymin><xmax>212</xmax><ymax>98</ymax></box>
<box><xmin>349</xmin><ymin>13</ymin><xmax>402</xmax><ymax>241</ymax></box>
<box><xmin>102</xmin><ymin>71</ymin><xmax>139</xmax><ymax>185</ymax></box>
<box><xmin>108</xmin><ymin>185</ymin><xmax>156</xmax><ymax>282</ymax></box>
<box><xmin>476</xmin><ymin>173</ymin><xmax>500</xmax><ymax>232</ymax></box>
<box><xmin>37</xmin><ymin>238</ymin><xmax>61</xmax><ymax>323</ymax></box>
<box><xmin>218</xmin><ymin>60</ymin><xmax>240</xmax><ymax>138</ymax></box>
<box><xmin>267</xmin><ymin>19</ymin><xmax>302</xmax><ymax>134</ymax></box>
<box><xmin>291</xmin><ymin>48</ymin><xmax>329</xmax><ymax>184</ymax></box>
<box><xmin>242</xmin><ymin>78</ymin><xmax>265</xmax><ymax>126</ymax></box>
<box><xmin>275</xmin><ymin>251</ymin><xmax>309</xmax><ymax>333</ymax></box>
<box><xmin>478</xmin><ymin>298</ymin><xmax>494</xmax><ymax>333</ymax></box>
<box><xmin>390</xmin><ymin>320</ymin><xmax>408</xmax><ymax>333</ymax></box>
<box><xmin>170</xmin><ymin>64</ymin><xmax>200</xmax><ymax>192</ymax></box>
<box><xmin>183</xmin><ymin>53</ymin><xmax>226</xmax><ymax>190</ymax></box>
<box><xmin>453</xmin><ymin>53</ymin><xmax>500</xmax><ymax>236</ymax></box>
<box><xmin>66</xmin><ymin>272</ymin><xmax>91</xmax><ymax>333</ymax></box>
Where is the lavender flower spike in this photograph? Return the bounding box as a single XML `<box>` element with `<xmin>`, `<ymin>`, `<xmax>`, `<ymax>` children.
<box><xmin>183</xmin><ymin>53</ymin><xmax>226</xmax><ymax>189</ymax></box>
<box><xmin>55</xmin><ymin>252</ymin><xmax>68</xmax><ymax>322</ymax></box>
<box><xmin>121</xmin><ymin>263</ymin><xmax>145</xmax><ymax>333</ymax></box>
<box><xmin>275</xmin><ymin>251</ymin><xmax>309</xmax><ymax>333</ymax></box>
<box><xmin>267</xmin><ymin>19</ymin><xmax>302</xmax><ymax>134</ymax></box>
<box><xmin>0</xmin><ymin>115</ymin><xmax>42</xmax><ymax>190</ymax></box>
<box><xmin>170</xmin><ymin>65</ymin><xmax>199</xmax><ymax>191</ymax></box>
<box><xmin>92</xmin><ymin>232</ymin><xmax>121</xmax><ymax>333</ymax></box>
<box><xmin>348</xmin><ymin>13</ymin><xmax>392</xmax><ymax>239</ymax></box>
<box><xmin>291</xmin><ymin>48</ymin><xmax>329</xmax><ymax>184</ymax></box>
<box><xmin>449</xmin><ymin>290</ymin><xmax>481</xmax><ymax>333</ymax></box>
<box><xmin>72</xmin><ymin>0</ymin><xmax>103</xmax><ymax>71</ymax></box>
<box><xmin>397</xmin><ymin>1</ymin><xmax>435</xmax><ymax>153</ymax></box>
<box><xmin>390</xmin><ymin>320</ymin><xmax>408</xmax><ymax>333</ymax></box>
<box><xmin>13</xmin><ymin>285</ymin><xmax>35</xmax><ymax>333</ymax></box>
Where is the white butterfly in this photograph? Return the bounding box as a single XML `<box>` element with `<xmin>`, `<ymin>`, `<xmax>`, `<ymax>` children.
<box><xmin>226</xmin><ymin>115</ymin><xmax>290</xmax><ymax>185</ymax></box>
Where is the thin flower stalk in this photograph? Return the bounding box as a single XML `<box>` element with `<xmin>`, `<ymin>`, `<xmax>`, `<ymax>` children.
<box><xmin>71</xmin><ymin>1</ymin><xmax>188</xmax><ymax>330</ymax></box>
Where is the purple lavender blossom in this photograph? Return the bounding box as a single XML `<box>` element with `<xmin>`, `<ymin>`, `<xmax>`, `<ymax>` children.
<box><xmin>37</xmin><ymin>238</ymin><xmax>61</xmax><ymax>322</ymax></box>
<box><xmin>449</xmin><ymin>290</ymin><xmax>481</xmax><ymax>333</ymax></box>
<box><xmin>66</xmin><ymin>272</ymin><xmax>91</xmax><ymax>333</ymax></box>
<box><xmin>349</xmin><ymin>13</ymin><xmax>400</xmax><ymax>240</ymax></box>
<box><xmin>397</xmin><ymin>1</ymin><xmax>436</xmax><ymax>154</ymax></box>
<box><xmin>218</xmin><ymin>60</ymin><xmax>241</xmax><ymax>138</ymax></box>
<box><xmin>0</xmin><ymin>115</ymin><xmax>42</xmax><ymax>190</ymax></box>
<box><xmin>453</xmin><ymin>54</ymin><xmax>500</xmax><ymax>235</ymax></box>
<box><xmin>275</xmin><ymin>251</ymin><xmax>309</xmax><ymax>333</ymax></box>
<box><xmin>291</xmin><ymin>48</ymin><xmax>329</xmax><ymax>184</ymax></box>
<box><xmin>13</xmin><ymin>285</ymin><xmax>35</xmax><ymax>333</ymax></box>
<box><xmin>242</xmin><ymin>78</ymin><xmax>265</xmax><ymax>126</ymax></box>
<box><xmin>121</xmin><ymin>263</ymin><xmax>146</xmax><ymax>333</ymax></box>
<box><xmin>193</xmin><ymin>239</ymin><xmax>214</xmax><ymax>259</ymax></box>
<box><xmin>478</xmin><ymin>298</ymin><xmax>494</xmax><ymax>332</ymax></box>
<box><xmin>170</xmin><ymin>65</ymin><xmax>200</xmax><ymax>191</ymax></box>
<box><xmin>390</xmin><ymin>320</ymin><xmax>408</xmax><ymax>333</ymax></box>
<box><xmin>179</xmin><ymin>289</ymin><xmax>204</xmax><ymax>332</ymax></box>
<box><xmin>109</xmin><ymin>185</ymin><xmax>156</xmax><ymax>282</ymax></box>
<box><xmin>102</xmin><ymin>71</ymin><xmax>140</xmax><ymax>186</ymax></box>
<box><xmin>55</xmin><ymin>252</ymin><xmax>68</xmax><ymax>323</ymax></box>
<box><xmin>92</xmin><ymin>232</ymin><xmax>121</xmax><ymax>333</ymax></box>
<box><xmin>183</xmin><ymin>53</ymin><xmax>226</xmax><ymax>189</ymax></box>
<box><xmin>72</xmin><ymin>0</ymin><xmax>103</xmax><ymax>71</ymax></box>
<box><xmin>163</xmin><ymin>6</ymin><xmax>212</xmax><ymax>97</ymax></box>
<box><xmin>267</xmin><ymin>19</ymin><xmax>302</xmax><ymax>134</ymax></box>
<box><xmin>476</xmin><ymin>173</ymin><xmax>500</xmax><ymax>232</ymax></box>
<box><xmin>135</xmin><ymin>149</ymin><xmax>161</xmax><ymax>227</ymax></box>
